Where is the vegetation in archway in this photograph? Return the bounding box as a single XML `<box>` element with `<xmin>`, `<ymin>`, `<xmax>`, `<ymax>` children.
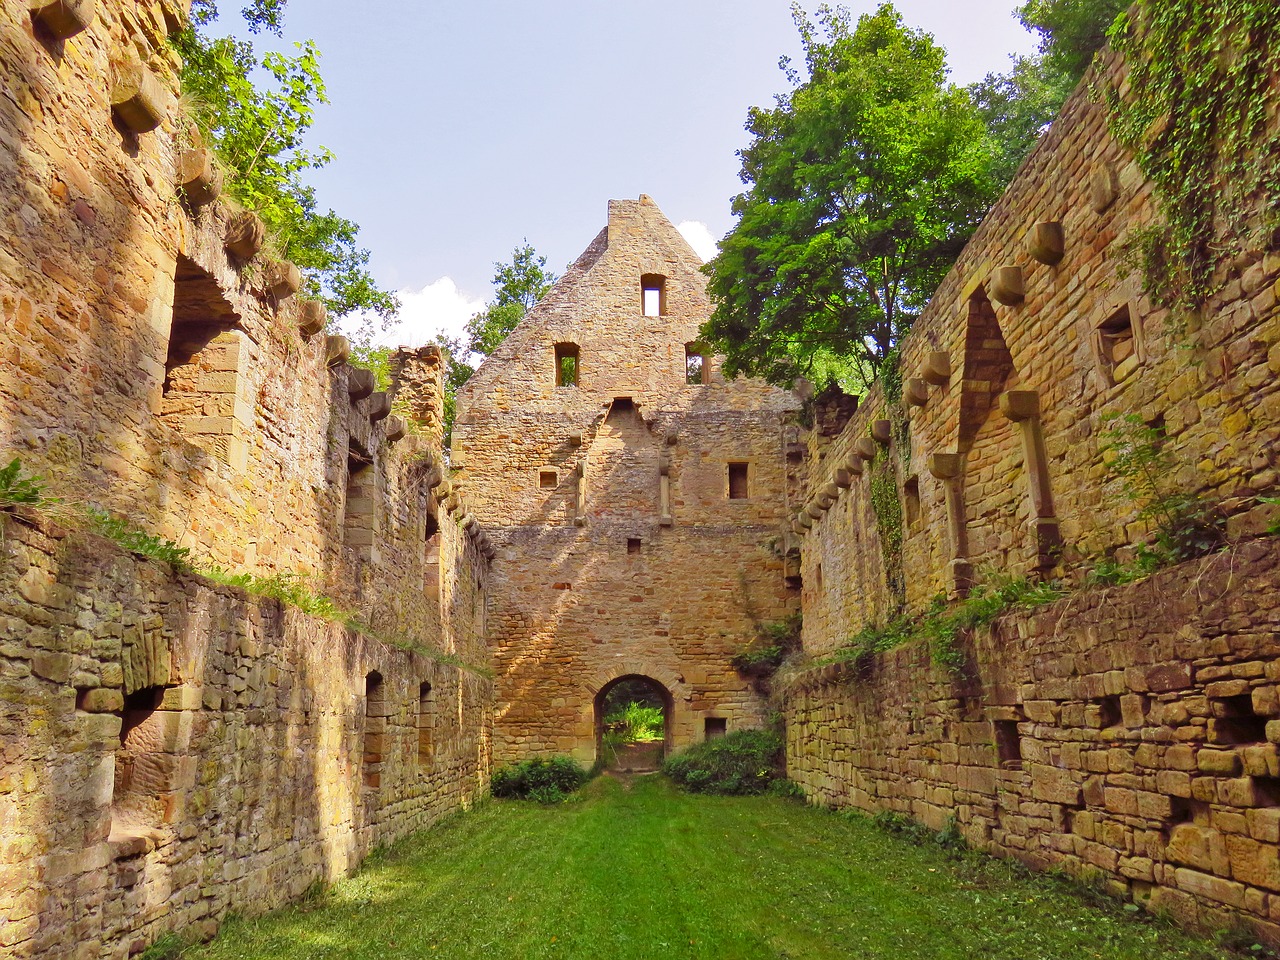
<box><xmin>601</xmin><ymin>678</ymin><xmax>665</xmax><ymax>744</ymax></box>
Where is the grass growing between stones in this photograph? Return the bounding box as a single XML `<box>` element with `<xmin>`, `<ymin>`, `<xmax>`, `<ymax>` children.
<box><xmin>186</xmin><ymin>776</ymin><xmax>1237</xmax><ymax>960</ymax></box>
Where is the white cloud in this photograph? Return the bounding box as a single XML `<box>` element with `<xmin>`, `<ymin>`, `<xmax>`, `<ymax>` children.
<box><xmin>676</xmin><ymin>221</ymin><xmax>719</xmax><ymax>263</ymax></box>
<box><xmin>340</xmin><ymin>277</ymin><xmax>485</xmax><ymax>349</ymax></box>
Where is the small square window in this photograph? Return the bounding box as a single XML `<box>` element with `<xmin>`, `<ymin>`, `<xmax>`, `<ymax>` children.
<box><xmin>627</xmin><ymin>537</ymin><xmax>641</xmax><ymax>555</ymax></box>
<box><xmin>704</xmin><ymin>717</ymin><xmax>727</xmax><ymax>740</ymax></box>
<box><xmin>539</xmin><ymin>470</ymin><xmax>558</xmax><ymax>489</ymax></box>
<box><xmin>727</xmin><ymin>462</ymin><xmax>749</xmax><ymax>500</ymax></box>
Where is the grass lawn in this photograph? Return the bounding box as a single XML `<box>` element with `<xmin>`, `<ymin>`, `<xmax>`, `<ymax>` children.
<box><xmin>182</xmin><ymin>775</ymin><xmax>1240</xmax><ymax>960</ymax></box>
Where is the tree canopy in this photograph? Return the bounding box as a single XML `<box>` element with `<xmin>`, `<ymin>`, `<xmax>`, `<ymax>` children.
<box><xmin>700</xmin><ymin>3</ymin><xmax>999</xmax><ymax>391</ymax></box>
<box><xmin>971</xmin><ymin>0</ymin><xmax>1128</xmax><ymax>184</ymax></box>
<box><xmin>175</xmin><ymin>1</ymin><xmax>399</xmax><ymax>333</ymax></box>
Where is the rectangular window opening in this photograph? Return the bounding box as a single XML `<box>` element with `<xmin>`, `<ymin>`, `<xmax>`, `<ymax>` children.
<box><xmin>627</xmin><ymin>537</ymin><xmax>641</xmax><ymax>555</ymax></box>
<box><xmin>1096</xmin><ymin>304</ymin><xmax>1139</xmax><ymax>385</ymax></box>
<box><xmin>344</xmin><ymin>443</ymin><xmax>376</xmax><ymax>560</ymax></box>
<box><xmin>728</xmin><ymin>462</ymin><xmax>749</xmax><ymax>500</ymax></box>
<box><xmin>685</xmin><ymin>343</ymin><xmax>708</xmax><ymax>385</ymax></box>
<box><xmin>554</xmin><ymin>343</ymin><xmax>579</xmax><ymax>387</ymax></box>
<box><xmin>363</xmin><ymin>671</ymin><xmax>385</xmax><ymax>790</ymax></box>
<box><xmin>641</xmin><ymin>274</ymin><xmax>666</xmax><ymax>317</ymax></box>
<box><xmin>539</xmin><ymin>469</ymin><xmax>558</xmax><ymax>489</ymax></box>
<box><xmin>417</xmin><ymin>681</ymin><xmax>433</xmax><ymax>766</ymax></box>
<box><xmin>993</xmin><ymin>719</ymin><xmax>1022</xmax><ymax>769</ymax></box>
<box><xmin>904</xmin><ymin>475</ymin><xmax>921</xmax><ymax>527</ymax></box>
<box><xmin>705</xmin><ymin>717</ymin><xmax>727</xmax><ymax>740</ymax></box>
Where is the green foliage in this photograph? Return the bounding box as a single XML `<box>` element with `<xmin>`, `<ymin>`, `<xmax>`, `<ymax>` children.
<box><xmin>970</xmin><ymin>0</ymin><xmax>1126</xmax><ymax>185</ymax></box>
<box><xmin>662</xmin><ymin>729</ymin><xmax>784</xmax><ymax>795</ymax></box>
<box><xmin>187</xmin><ymin>774</ymin><xmax>1235</xmax><ymax>960</ymax></box>
<box><xmin>205</xmin><ymin>567</ymin><xmax>353</xmax><ymax>622</ymax></box>
<box><xmin>1262</xmin><ymin>496</ymin><xmax>1280</xmax><ymax>536</ymax></box>
<box><xmin>0</xmin><ymin>457</ymin><xmax>47</xmax><ymax>511</ymax></box>
<box><xmin>731</xmin><ymin>613</ymin><xmax>802</xmax><ymax>676</ymax></box>
<box><xmin>831</xmin><ymin>574</ymin><xmax>1067</xmax><ymax>673</ymax></box>
<box><xmin>490</xmin><ymin>756</ymin><xmax>588</xmax><ymax>803</ymax></box>
<box><xmin>436</xmin><ymin>243</ymin><xmax>556</xmax><ymax>447</ymax></box>
<box><xmin>871</xmin><ymin>810</ymin><xmax>968</xmax><ymax>856</ymax></box>
<box><xmin>1099</xmin><ymin>413</ymin><xmax>1227</xmax><ymax>563</ymax></box>
<box><xmin>700</xmin><ymin>3</ymin><xmax>1000</xmax><ymax>390</ymax></box>
<box><xmin>347</xmin><ymin>344</ymin><xmax>393</xmax><ymax>392</ymax></box>
<box><xmin>463</xmin><ymin>243</ymin><xmax>557</xmax><ymax>357</ymax></box>
<box><xmin>86</xmin><ymin>507</ymin><xmax>194</xmax><ymax>571</ymax></box>
<box><xmin>868</xmin><ymin>450</ymin><xmax>905</xmax><ymax>607</ymax></box>
<box><xmin>135</xmin><ymin>933</ymin><xmax>186</xmax><ymax>960</ymax></box>
<box><xmin>174</xmin><ymin>2</ymin><xmax>398</xmax><ymax>333</ymax></box>
<box><xmin>1102</xmin><ymin>1</ymin><xmax>1280</xmax><ymax>310</ymax></box>
<box><xmin>603</xmin><ymin>701</ymin><xmax>665</xmax><ymax>743</ymax></box>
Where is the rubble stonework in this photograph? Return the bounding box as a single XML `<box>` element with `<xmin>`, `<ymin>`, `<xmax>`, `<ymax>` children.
<box><xmin>783</xmin><ymin>46</ymin><xmax>1280</xmax><ymax>940</ymax></box>
<box><xmin>1</xmin><ymin>4</ymin><xmax>493</xmax><ymax>957</ymax></box>
<box><xmin>453</xmin><ymin>197</ymin><xmax>801</xmax><ymax>763</ymax></box>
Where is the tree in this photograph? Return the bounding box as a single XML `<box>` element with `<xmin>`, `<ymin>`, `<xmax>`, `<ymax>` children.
<box><xmin>700</xmin><ymin>4</ymin><xmax>999</xmax><ymax>391</ymax></box>
<box><xmin>175</xmin><ymin>1</ymin><xmax>399</xmax><ymax>334</ymax></box>
<box><xmin>462</xmin><ymin>243</ymin><xmax>557</xmax><ymax>356</ymax></box>
<box><xmin>970</xmin><ymin>0</ymin><xmax>1128</xmax><ymax>185</ymax></box>
<box><xmin>438</xmin><ymin>243</ymin><xmax>557</xmax><ymax>446</ymax></box>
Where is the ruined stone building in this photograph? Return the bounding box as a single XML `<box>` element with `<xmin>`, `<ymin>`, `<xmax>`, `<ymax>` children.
<box><xmin>5</xmin><ymin>0</ymin><xmax>1280</xmax><ymax>956</ymax></box>
<box><xmin>452</xmin><ymin>196</ymin><xmax>799</xmax><ymax>763</ymax></box>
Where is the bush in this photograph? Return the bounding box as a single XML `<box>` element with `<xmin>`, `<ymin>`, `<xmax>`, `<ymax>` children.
<box><xmin>490</xmin><ymin>756</ymin><xmax>587</xmax><ymax>803</ymax></box>
<box><xmin>662</xmin><ymin>729</ymin><xmax>784</xmax><ymax>795</ymax></box>
<box><xmin>603</xmin><ymin>701</ymin><xmax>664</xmax><ymax>742</ymax></box>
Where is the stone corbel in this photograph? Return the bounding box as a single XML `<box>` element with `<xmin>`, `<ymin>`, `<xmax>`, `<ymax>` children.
<box><xmin>905</xmin><ymin>378</ymin><xmax>929</xmax><ymax>408</ymax></box>
<box><xmin>988</xmin><ymin>266</ymin><xmax>1025</xmax><ymax>307</ymax></box>
<box><xmin>870</xmin><ymin>420</ymin><xmax>892</xmax><ymax>445</ymax></box>
<box><xmin>348</xmin><ymin>367</ymin><xmax>374</xmax><ymax>401</ymax></box>
<box><xmin>224</xmin><ymin>211</ymin><xmax>265</xmax><ymax>260</ymax></box>
<box><xmin>853</xmin><ymin>438</ymin><xmax>877</xmax><ymax>462</ymax></box>
<box><xmin>30</xmin><ymin>0</ymin><xmax>95</xmax><ymax>38</ymax></box>
<box><xmin>178</xmin><ymin>146</ymin><xmax>222</xmax><ymax>208</ymax></box>
<box><xmin>325</xmin><ymin>335</ymin><xmax>350</xmax><ymax>367</ymax></box>
<box><xmin>998</xmin><ymin>389</ymin><xmax>1062</xmax><ymax>571</ymax></box>
<box><xmin>834</xmin><ymin>468</ymin><xmax>854</xmax><ymax>489</ymax></box>
<box><xmin>367</xmin><ymin>393</ymin><xmax>391</xmax><ymax>422</ymax></box>
<box><xmin>1027</xmin><ymin>221</ymin><xmax>1064</xmax><ymax>266</ymax></box>
<box><xmin>111</xmin><ymin>58</ymin><xmax>165</xmax><ymax>134</ymax></box>
<box><xmin>922</xmin><ymin>351</ymin><xmax>951</xmax><ymax>387</ymax></box>
<box><xmin>266</xmin><ymin>261</ymin><xmax>302</xmax><ymax>301</ymax></box>
<box><xmin>298</xmin><ymin>300</ymin><xmax>327</xmax><ymax>336</ymax></box>
<box><xmin>927</xmin><ymin>452</ymin><xmax>973</xmax><ymax>597</ymax></box>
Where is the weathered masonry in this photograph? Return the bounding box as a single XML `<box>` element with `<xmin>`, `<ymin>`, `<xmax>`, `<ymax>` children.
<box><xmin>1</xmin><ymin>4</ymin><xmax>493</xmax><ymax>958</ymax></box>
<box><xmin>453</xmin><ymin>197</ymin><xmax>801</xmax><ymax>764</ymax></box>
<box><xmin>783</xmin><ymin>42</ymin><xmax>1280</xmax><ymax>941</ymax></box>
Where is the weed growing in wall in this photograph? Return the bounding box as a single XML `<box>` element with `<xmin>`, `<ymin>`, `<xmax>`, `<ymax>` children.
<box><xmin>1097</xmin><ymin>412</ymin><xmax>1226</xmax><ymax>565</ymax></box>
<box><xmin>1102</xmin><ymin>1</ymin><xmax>1280</xmax><ymax>310</ymax></box>
<box><xmin>0</xmin><ymin>457</ymin><xmax>47</xmax><ymax>512</ymax></box>
<box><xmin>85</xmin><ymin>507</ymin><xmax>194</xmax><ymax>571</ymax></box>
<box><xmin>730</xmin><ymin>613</ymin><xmax>802</xmax><ymax>677</ymax></box>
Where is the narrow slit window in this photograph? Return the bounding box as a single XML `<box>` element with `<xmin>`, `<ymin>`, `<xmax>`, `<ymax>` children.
<box><xmin>641</xmin><ymin>274</ymin><xmax>666</xmax><ymax>316</ymax></box>
<box><xmin>363</xmin><ymin>672</ymin><xmax>385</xmax><ymax>790</ymax></box>
<box><xmin>727</xmin><ymin>462</ymin><xmax>749</xmax><ymax>500</ymax></box>
<box><xmin>417</xmin><ymin>682</ymin><xmax>433</xmax><ymax>766</ymax></box>
<box><xmin>904</xmin><ymin>475</ymin><xmax>921</xmax><ymax>527</ymax></box>
<box><xmin>555</xmin><ymin>343</ymin><xmax>579</xmax><ymax>387</ymax></box>
<box><xmin>344</xmin><ymin>443</ymin><xmax>377</xmax><ymax>561</ymax></box>
<box><xmin>685</xmin><ymin>343</ymin><xmax>709</xmax><ymax>385</ymax></box>
<box><xmin>424</xmin><ymin>503</ymin><xmax>441</xmax><ymax>603</ymax></box>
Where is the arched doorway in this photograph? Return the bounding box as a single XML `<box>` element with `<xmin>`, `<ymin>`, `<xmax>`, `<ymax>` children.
<box><xmin>594</xmin><ymin>675</ymin><xmax>673</xmax><ymax>772</ymax></box>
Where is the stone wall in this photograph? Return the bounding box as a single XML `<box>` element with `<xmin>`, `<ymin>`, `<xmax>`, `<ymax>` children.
<box><xmin>792</xmin><ymin>49</ymin><xmax>1280</xmax><ymax>655</ymax></box>
<box><xmin>0</xmin><ymin>4</ymin><xmax>496</xmax><ymax>957</ymax></box>
<box><xmin>0</xmin><ymin>516</ymin><xmax>492</xmax><ymax>959</ymax></box>
<box><xmin>454</xmin><ymin>197</ymin><xmax>802</xmax><ymax>763</ymax></box>
<box><xmin>784</xmin><ymin>47</ymin><xmax>1280</xmax><ymax>942</ymax></box>
<box><xmin>786</xmin><ymin>539</ymin><xmax>1280</xmax><ymax>939</ymax></box>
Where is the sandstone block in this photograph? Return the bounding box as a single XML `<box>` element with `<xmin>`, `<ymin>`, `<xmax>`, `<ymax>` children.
<box><xmin>224</xmin><ymin>211</ymin><xmax>266</xmax><ymax>259</ymax></box>
<box><xmin>111</xmin><ymin>59</ymin><xmax>165</xmax><ymax>134</ymax></box>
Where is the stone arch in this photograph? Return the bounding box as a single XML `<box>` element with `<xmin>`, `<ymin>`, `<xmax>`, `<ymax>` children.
<box><xmin>581</xmin><ymin>664</ymin><xmax>689</xmax><ymax>763</ymax></box>
<box><xmin>592</xmin><ymin>674</ymin><xmax>676</xmax><ymax>765</ymax></box>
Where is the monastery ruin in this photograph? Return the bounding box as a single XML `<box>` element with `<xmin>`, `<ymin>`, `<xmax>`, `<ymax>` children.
<box><xmin>3</xmin><ymin>0</ymin><xmax>1280</xmax><ymax>956</ymax></box>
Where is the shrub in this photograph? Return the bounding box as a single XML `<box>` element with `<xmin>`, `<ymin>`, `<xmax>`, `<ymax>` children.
<box><xmin>0</xmin><ymin>457</ymin><xmax>46</xmax><ymax>511</ymax></box>
<box><xmin>603</xmin><ymin>701</ymin><xmax>664</xmax><ymax>742</ymax></box>
<box><xmin>490</xmin><ymin>756</ymin><xmax>587</xmax><ymax>803</ymax></box>
<box><xmin>662</xmin><ymin>729</ymin><xmax>784</xmax><ymax>795</ymax></box>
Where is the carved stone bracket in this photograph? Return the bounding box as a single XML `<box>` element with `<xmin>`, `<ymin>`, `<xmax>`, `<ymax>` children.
<box><xmin>998</xmin><ymin>389</ymin><xmax>1062</xmax><ymax>570</ymax></box>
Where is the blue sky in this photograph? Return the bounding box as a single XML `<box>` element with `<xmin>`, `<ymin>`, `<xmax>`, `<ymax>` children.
<box><xmin>249</xmin><ymin>1</ymin><xmax>1041</xmax><ymax>345</ymax></box>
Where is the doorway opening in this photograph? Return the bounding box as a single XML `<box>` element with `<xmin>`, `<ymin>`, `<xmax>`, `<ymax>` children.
<box><xmin>594</xmin><ymin>674</ymin><xmax>672</xmax><ymax>773</ymax></box>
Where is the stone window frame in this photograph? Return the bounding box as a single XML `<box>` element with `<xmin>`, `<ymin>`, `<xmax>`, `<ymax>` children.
<box><xmin>554</xmin><ymin>342</ymin><xmax>580</xmax><ymax>387</ymax></box>
<box><xmin>1090</xmin><ymin>297</ymin><xmax>1146</xmax><ymax>387</ymax></box>
<box><xmin>538</xmin><ymin>468</ymin><xmax>558</xmax><ymax>489</ymax></box>
<box><xmin>640</xmin><ymin>274</ymin><xmax>667</xmax><ymax>317</ymax></box>
<box><xmin>727</xmin><ymin>461</ymin><xmax>750</xmax><ymax>500</ymax></box>
<box><xmin>684</xmin><ymin>342</ymin><xmax>710</xmax><ymax>385</ymax></box>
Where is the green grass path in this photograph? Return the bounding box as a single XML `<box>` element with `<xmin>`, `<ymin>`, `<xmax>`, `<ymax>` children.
<box><xmin>186</xmin><ymin>776</ymin><xmax>1233</xmax><ymax>960</ymax></box>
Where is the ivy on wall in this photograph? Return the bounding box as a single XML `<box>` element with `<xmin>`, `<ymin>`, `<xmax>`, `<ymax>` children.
<box><xmin>1102</xmin><ymin>1</ymin><xmax>1280</xmax><ymax>309</ymax></box>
